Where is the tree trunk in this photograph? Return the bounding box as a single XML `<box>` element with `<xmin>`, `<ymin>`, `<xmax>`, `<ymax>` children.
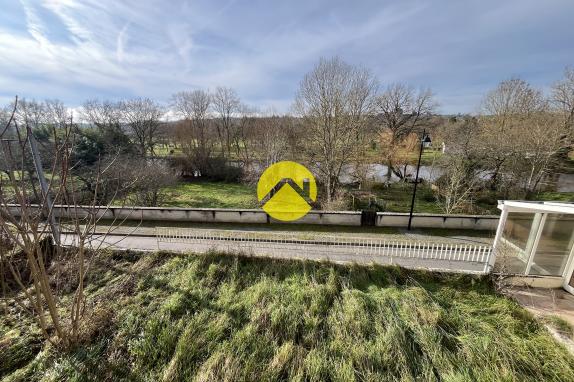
<box><xmin>386</xmin><ymin>158</ymin><xmax>393</xmax><ymax>182</ymax></box>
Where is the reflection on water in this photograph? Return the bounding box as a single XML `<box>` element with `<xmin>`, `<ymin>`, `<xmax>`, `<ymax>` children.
<box><xmin>231</xmin><ymin>160</ymin><xmax>574</xmax><ymax>191</ymax></box>
<box><xmin>337</xmin><ymin>164</ymin><xmax>441</xmax><ymax>184</ymax></box>
<box><xmin>557</xmin><ymin>173</ymin><xmax>574</xmax><ymax>192</ymax></box>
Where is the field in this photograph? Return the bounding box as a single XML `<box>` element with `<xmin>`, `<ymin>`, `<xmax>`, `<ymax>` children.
<box><xmin>2</xmin><ymin>251</ymin><xmax>574</xmax><ymax>381</ymax></box>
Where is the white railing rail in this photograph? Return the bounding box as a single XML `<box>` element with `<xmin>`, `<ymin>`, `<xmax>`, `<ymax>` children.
<box><xmin>155</xmin><ymin>227</ymin><xmax>494</xmax><ymax>274</ymax></box>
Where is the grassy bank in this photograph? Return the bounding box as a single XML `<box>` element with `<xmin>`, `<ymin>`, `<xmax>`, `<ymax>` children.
<box><xmin>157</xmin><ymin>181</ymin><xmax>453</xmax><ymax>213</ymax></box>
<box><xmin>156</xmin><ymin>180</ymin><xmax>572</xmax><ymax>215</ymax></box>
<box><xmin>160</xmin><ymin>181</ymin><xmax>258</xmax><ymax>209</ymax></box>
<box><xmin>533</xmin><ymin>191</ymin><xmax>574</xmax><ymax>203</ymax></box>
<box><xmin>354</xmin><ymin>182</ymin><xmax>445</xmax><ymax>214</ymax></box>
<box><xmin>2</xmin><ymin>251</ymin><xmax>573</xmax><ymax>381</ymax></box>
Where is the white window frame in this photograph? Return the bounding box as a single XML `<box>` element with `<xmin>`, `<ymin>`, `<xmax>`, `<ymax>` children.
<box><xmin>563</xmin><ymin>245</ymin><xmax>574</xmax><ymax>294</ymax></box>
<box><xmin>496</xmin><ymin>201</ymin><xmax>574</xmax><ymax>281</ymax></box>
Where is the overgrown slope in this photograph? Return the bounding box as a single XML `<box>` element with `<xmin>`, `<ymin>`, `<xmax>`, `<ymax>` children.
<box><xmin>2</xmin><ymin>251</ymin><xmax>574</xmax><ymax>381</ymax></box>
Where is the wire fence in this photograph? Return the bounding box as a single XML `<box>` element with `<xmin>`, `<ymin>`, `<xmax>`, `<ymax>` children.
<box><xmin>156</xmin><ymin>227</ymin><xmax>494</xmax><ymax>274</ymax></box>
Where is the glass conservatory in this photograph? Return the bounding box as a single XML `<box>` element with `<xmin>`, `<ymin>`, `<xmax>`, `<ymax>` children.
<box><xmin>494</xmin><ymin>201</ymin><xmax>574</xmax><ymax>294</ymax></box>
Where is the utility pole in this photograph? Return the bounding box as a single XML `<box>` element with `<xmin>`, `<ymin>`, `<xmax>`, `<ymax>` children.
<box><xmin>27</xmin><ymin>125</ymin><xmax>61</xmax><ymax>246</ymax></box>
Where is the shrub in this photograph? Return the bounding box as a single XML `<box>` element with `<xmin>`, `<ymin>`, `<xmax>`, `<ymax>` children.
<box><xmin>128</xmin><ymin>160</ymin><xmax>177</xmax><ymax>207</ymax></box>
<box><xmin>169</xmin><ymin>155</ymin><xmax>243</xmax><ymax>182</ymax></box>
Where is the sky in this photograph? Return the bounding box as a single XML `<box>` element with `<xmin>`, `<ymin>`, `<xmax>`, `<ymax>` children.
<box><xmin>1</xmin><ymin>0</ymin><xmax>573</xmax><ymax>114</ymax></box>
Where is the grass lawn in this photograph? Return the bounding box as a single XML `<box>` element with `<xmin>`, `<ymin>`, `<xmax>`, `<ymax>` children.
<box><xmin>160</xmin><ymin>180</ymin><xmax>258</xmax><ymax>209</ymax></box>
<box><xmin>156</xmin><ymin>180</ymin><xmax>500</xmax><ymax>214</ymax></box>
<box><xmin>408</xmin><ymin>149</ymin><xmax>443</xmax><ymax>166</ymax></box>
<box><xmin>158</xmin><ymin>180</ymin><xmax>454</xmax><ymax>214</ymax></box>
<box><xmin>358</xmin><ymin>182</ymin><xmax>448</xmax><ymax>214</ymax></box>
<box><xmin>2</xmin><ymin>251</ymin><xmax>573</xmax><ymax>381</ymax></box>
<box><xmin>532</xmin><ymin>191</ymin><xmax>574</xmax><ymax>203</ymax></box>
<box><xmin>153</xmin><ymin>144</ymin><xmax>183</xmax><ymax>156</ymax></box>
<box><xmin>352</xmin><ymin>183</ymin><xmax>574</xmax><ymax>215</ymax></box>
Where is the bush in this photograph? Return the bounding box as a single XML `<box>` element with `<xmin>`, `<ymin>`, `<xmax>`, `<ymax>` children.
<box><xmin>128</xmin><ymin>160</ymin><xmax>177</xmax><ymax>206</ymax></box>
<box><xmin>169</xmin><ymin>155</ymin><xmax>243</xmax><ymax>182</ymax></box>
<box><xmin>348</xmin><ymin>190</ymin><xmax>385</xmax><ymax>211</ymax></box>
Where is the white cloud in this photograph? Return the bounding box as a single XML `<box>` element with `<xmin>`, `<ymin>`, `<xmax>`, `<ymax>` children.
<box><xmin>1</xmin><ymin>0</ymin><xmax>574</xmax><ymax>114</ymax></box>
<box><xmin>116</xmin><ymin>23</ymin><xmax>129</xmax><ymax>63</ymax></box>
<box><xmin>19</xmin><ymin>0</ymin><xmax>51</xmax><ymax>49</ymax></box>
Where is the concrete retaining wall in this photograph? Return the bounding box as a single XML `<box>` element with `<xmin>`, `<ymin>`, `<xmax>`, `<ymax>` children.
<box><xmin>376</xmin><ymin>212</ymin><xmax>498</xmax><ymax>230</ymax></box>
<box><xmin>8</xmin><ymin>205</ymin><xmax>499</xmax><ymax>230</ymax></box>
<box><xmin>501</xmin><ymin>275</ymin><xmax>564</xmax><ymax>288</ymax></box>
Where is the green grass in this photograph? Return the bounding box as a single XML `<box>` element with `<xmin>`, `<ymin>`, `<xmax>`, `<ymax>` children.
<box><xmin>532</xmin><ymin>191</ymin><xmax>574</xmax><ymax>203</ymax></box>
<box><xmin>358</xmin><ymin>182</ymin><xmax>445</xmax><ymax>214</ymax></box>
<box><xmin>2</xmin><ymin>251</ymin><xmax>574</xmax><ymax>381</ymax></box>
<box><xmin>157</xmin><ymin>180</ymin><xmax>444</xmax><ymax>213</ymax></box>
<box><xmin>157</xmin><ymin>180</ymin><xmax>497</xmax><ymax>215</ymax></box>
<box><xmin>409</xmin><ymin>149</ymin><xmax>443</xmax><ymax>166</ymax></box>
<box><xmin>153</xmin><ymin>144</ymin><xmax>183</xmax><ymax>157</ymax></box>
<box><xmin>543</xmin><ymin>315</ymin><xmax>574</xmax><ymax>340</ymax></box>
<box><xmin>160</xmin><ymin>181</ymin><xmax>258</xmax><ymax>209</ymax></box>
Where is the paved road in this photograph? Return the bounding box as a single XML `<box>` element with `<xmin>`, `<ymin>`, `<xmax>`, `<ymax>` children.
<box><xmin>61</xmin><ymin>231</ymin><xmax>491</xmax><ymax>274</ymax></box>
<box><xmin>57</xmin><ymin>222</ymin><xmax>493</xmax><ymax>245</ymax></box>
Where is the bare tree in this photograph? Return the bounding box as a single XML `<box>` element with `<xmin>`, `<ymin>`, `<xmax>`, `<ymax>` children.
<box><xmin>81</xmin><ymin>99</ymin><xmax>121</xmax><ymax>130</ymax></box>
<box><xmin>120</xmin><ymin>97</ymin><xmax>164</xmax><ymax>157</ymax></box>
<box><xmin>294</xmin><ymin>57</ymin><xmax>378</xmax><ymax>204</ymax></box>
<box><xmin>44</xmin><ymin>99</ymin><xmax>69</xmax><ymax>128</ymax></box>
<box><xmin>1</xmin><ymin>100</ymin><xmax>72</xmax><ymax>346</ymax></box>
<box><xmin>435</xmin><ymin>156</ymin><xmax>482</xmax><ymax>214</ymax></box>
<box><xmin>81</xmin><ymin>99</ymin><xmax>133</xmax><ymax>155</ymax></box>
<box><xmin>479</xmin><ymin>78</ymin><xmax>547</xmax><ymax>189</ymax></box>
<box><xmin>1</xmin><ymin>97</ymin><xmax>134</xmax><ymax>348</ymax></box>
<box><xmin>171</xmin><ymin>90</ymin><xmax>213</xmax><ymax>175</ymax></box>
<box><xmin>233</xmin><ymin>104</ymin><xmax>257</xmax><ymax>169</ymax></box>
<box><xmin>482</xmin><ymin>77</ymin><xmax>546</xmax><ymax>127</ymax></box>
<box><xmin>6</xmin><ymin>99</ymin><xmax>52</xmax><ymax>202</ymax></box>
<box><xmin>127</xmin><ymin>160</ymin><xmax>177</xmax><ymax>206</ymax></box>
<box><xmin>509</xmin><ymin>112</ymin><xmax>566</xmax><ymax>196</ymax></box>
<box><xmin>13</xmin><ymin>98</ymin><xmax>47</xmax><ymax>130</ymax></box>
<box><xmin>378</xmin><ymin>130</ymin><xmax>420</xmax><ymax>180</ymax></box>
<box><xmin>375</xmin><ymin>84</ymin><xmax>436</xmax><ymax>181</ymax></box>
<box><xmin>212</xmin><ymin>86</ymin><xmax>240</xmax><ymax>159</ymax></box>
<box><xmin>439</xmin><ymin>79</ymin><xmax>569</xmax><ymax>199</ymax></box>
<box><xmin>433</xmin><ymin>115</ymin><xmax>491</xmax><ymax>212</ymax></box>
<box><xmin>255</xmin><ymin>112</ymin><xmax>289</xmax><ymax>168</ymax></box>
<box><xmin>551</xmin><ymin>67</ymin><xmax>574</xmax><ymax>137</ymax></box>
<box><xmin>438</xmin><ymin>115</ymin><xmax>485</xmax><ymax>164</ymax></box>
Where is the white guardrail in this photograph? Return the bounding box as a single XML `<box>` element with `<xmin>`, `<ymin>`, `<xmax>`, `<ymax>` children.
<box><xmin>155</xmin><ymin>228</ymin><xmax>494</xmax><ymax>274</ymax></box>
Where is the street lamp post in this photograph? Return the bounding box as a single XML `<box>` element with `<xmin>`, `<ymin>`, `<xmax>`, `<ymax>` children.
<box><xmin>407</xmin><ymin>130</ymin><xmax>431</xmax><ymax>230</ymax></box>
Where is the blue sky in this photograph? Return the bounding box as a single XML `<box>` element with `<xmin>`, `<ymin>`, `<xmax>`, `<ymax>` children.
<box><xmin>1</xmin><ymin>0</ymin><xmax>573</xmax><ymax>114</ymax></box>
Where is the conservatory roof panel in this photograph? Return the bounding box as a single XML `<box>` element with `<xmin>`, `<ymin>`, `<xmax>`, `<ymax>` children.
<box><xmin>498</xmin><ymin>201</ymin><xmax>574</xmax><ymax>214</ymax></box>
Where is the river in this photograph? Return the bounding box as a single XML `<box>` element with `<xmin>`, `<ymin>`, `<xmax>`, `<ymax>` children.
<box><xmin>229</xmin><ymin>160</ymin><xmax>574</xmax><ymax>192</ymax></box>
